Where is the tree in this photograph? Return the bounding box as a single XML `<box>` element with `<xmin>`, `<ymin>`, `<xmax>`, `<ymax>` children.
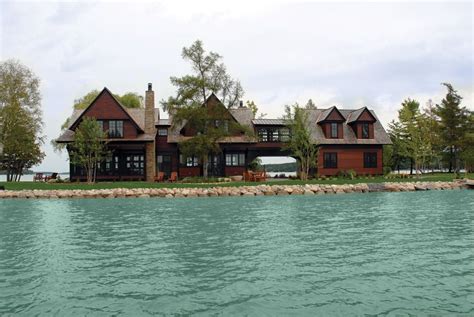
<box><xmin>305</xmin><ymin>99</ymin><xmax>317</xmax><ymax>109</ymax></box>
<box><xmin>0</xmin><ymin>59</ymin><xmax>44</xmax><ymax>181</ymax></box>
<box><xmin>162</xmin><ymin>40</ymin><xmax>248</xmax><ymax>178</ymax></box>
<box><xmin>283</xmin><ymin>103</ymin><xmax>318</xmax><ymax>180</ymax></box>
<box><xmin>460</xmin><ymin>112</ymin><xmax>474</xmax><ymax>174</ymax></box>
<box><xmin>161</xmin><ymin>39</ymin><xmax>244</xmax><ymax>111</ymax></box>
<box><xmin>434</xmin><ymin>83</ymin><xmax>470</xmax><ymax>174</ymax></box>
<box><xmin>69</xmin><ymin>117</ymin><xmax>108</xmax><ymax>184</ymax></box>
<box><xmin>393</xmin><ymin>99</ymin><xmax>431</xmax><ymax>176</ymax></box>
<box><xmin>246</xmin><ymin>100</ymin><xmax>266</xmax><ymax>119</ymax></box>
<box><xmin>117</xmin><ymin>92</ymin><xmax>143</xmax><ymax>108</ymax></box>
<box><xmin>422</xmin><ymin>99</ymin><xmax>441</xmax><ymax>172</ymax></box>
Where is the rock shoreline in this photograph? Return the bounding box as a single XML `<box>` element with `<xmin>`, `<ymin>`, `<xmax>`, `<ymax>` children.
<box><xmin>0</xmin><ymin>181</ymin><xmax>470</xmax><ymax>199</ymax></box>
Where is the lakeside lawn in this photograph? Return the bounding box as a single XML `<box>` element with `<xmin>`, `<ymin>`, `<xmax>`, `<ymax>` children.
<box><xmin>0</xmin><ymin>173</ymin><xmax>472</xmax><ymax>191</ymax></box>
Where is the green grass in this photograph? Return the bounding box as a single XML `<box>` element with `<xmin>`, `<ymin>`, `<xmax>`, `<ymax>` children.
<box><xmin>0</xmin><ymin>173</ymin><xmax>472</xmax><ymax>191</ymax></box>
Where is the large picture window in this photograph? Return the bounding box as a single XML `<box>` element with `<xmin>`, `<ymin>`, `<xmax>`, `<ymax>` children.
<box><xmin>364</xmin><ymin>152</ymin><xmax>377</xmax><ymax>168</ymax></box>
<box><xmin>109</xmin><ymin>120</ymin><xmax>124</xmax><ymax>138</ymax></box>
<box><xmin>125</xmin><ymin>154</ymin><xmax>144</xmax><ymax>175</ymax></box>
<box><xmin>225</xmin><ymin>153</ymin><xmax>245</xmax><ymax>166</ymax></box>
<box><xmin>330</xmin><ymin>123</ymin><xmax>338</xmax><ymax>138</ymax></box>
<box><xmin>361</xmin><ymin>123</ymin><xmax>369</xmax><ymax>139</ymax></box>
<box><xmin>323</xmin><ymin>152</ymin><xmax>338</xmax><ymax>168</ymax></box>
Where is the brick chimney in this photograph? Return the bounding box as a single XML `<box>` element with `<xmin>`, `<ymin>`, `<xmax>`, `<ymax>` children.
<box><xmin>145</xmin><ymin>83</ymin><xmax>156</xmax><ymax>182</ymax></box>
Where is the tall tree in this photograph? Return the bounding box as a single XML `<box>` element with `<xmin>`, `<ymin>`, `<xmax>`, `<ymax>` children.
<box><xmin>305</xmin><ymin>99</ymin><xmax>317</xmax><ymax>109</ymax></box>
<box><xmin>283</xmin><ymin>103</ymin><xmax>318</xmax><ymax>180</ymax></box>
<box><xmin>434</xmin><ymin>83</ymin><xmax>470</xmax><ymax>174</ymax></box>
<box><xmin>422</xmin><ymin>99</ymin><xmax>441</xmax><ymax>172</ymax></box>
<box><xmin>162</xmin><ymin>40</ymin><xmax>248</xmax><ymax>178</ymax></box>
<box><xmin>390</xmin><ymin>99</ymin><xmax>430</xmax><ymax>176</ymax></box>
<box><xmin>246</xmin><ymin>100</ymin><xmax>266</xmax><ymax>119</ymax></box>
<box><xmin>69</xmin><ymin>117</ymin><xmax>108</xmax><ymax>184</ymax></box>
<box><xmin>161</xmin><ymin>40</ymin><xmax>244</xmax><ymax>111</ymax></box>
<box><xmin>0</xmin><ymin>59</ymin><xmax>44</xmax><ymax>181</ymax></box>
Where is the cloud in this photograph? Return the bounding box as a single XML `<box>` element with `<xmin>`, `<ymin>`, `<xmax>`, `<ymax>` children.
<box><xmin>0</xmin><ymin>0</ymin><xmax>472</xmax><ymax>171</ymax></box>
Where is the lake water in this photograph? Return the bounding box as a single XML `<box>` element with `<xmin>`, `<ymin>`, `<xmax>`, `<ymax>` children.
<box><xmin>1</xmin><ymin>191</ymin><xmax>473</xmax><ymax>315</ymax></box>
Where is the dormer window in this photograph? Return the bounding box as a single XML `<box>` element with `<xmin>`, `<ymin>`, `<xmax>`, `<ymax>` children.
<box><xmin>361</xmin><ymin>123</ymin><xmax>369</xmax><ymax>139</ymax></box>
<box><xmin>109</xmin><ymin>120</ymin><xmax>123</xmax><ymax>138</ymax></box>
<box><xmin>330</xmin><ymin>123</ymin><xmax>338</xmax><ymax>138</ymax></box>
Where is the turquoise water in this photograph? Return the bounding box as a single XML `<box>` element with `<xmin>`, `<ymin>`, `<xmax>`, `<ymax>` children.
<box><xmin>1</xmin><ymin>191</ymin><xmax>473</xmax><ymax>316</ymax></box>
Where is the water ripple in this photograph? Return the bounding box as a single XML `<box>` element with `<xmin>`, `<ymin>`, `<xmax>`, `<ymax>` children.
<box><xmin>0</xmin><ymin>190</ymin><xmax>473</xmax><ymax>315</ymax></box>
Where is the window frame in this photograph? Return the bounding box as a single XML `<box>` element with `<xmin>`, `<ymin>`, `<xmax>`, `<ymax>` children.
<box><xmin>323</xmin><ymin>152</ymin><xmax>338</xmax><ymax>168</ymax></box>
<box><xmin>361</xmin><ymin>123</ymin><xmax>370</xmax><ymax>139</ymax></box>
<box><xmin>225</xmin><ymin>153</ymin><xmax>246</xmax><ymax>166</ymax></box>
<box><xmin>330</xmin><ymin>123</ymin><xmax>338</xmax><ymax>138</ymax></box>
<box><xmin>363</xmin><ymin>152</ymin><xmax>377</xmax><ymax>168</ymax></box>
<box><xmin>179</xmin><ymin>154</ymin><xmax>199</xmax><ymax>167</ymax></box>
<box><xmin>108</xmin><ymin>120</ymin><xmax>124</xmax><ymax>138</ymax></box>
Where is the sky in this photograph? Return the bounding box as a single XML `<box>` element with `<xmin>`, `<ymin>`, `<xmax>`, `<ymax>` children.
<box><xmin>1</xmin><ymin>0</ymin><xmax>473</xmax><ymax>170</ymax></box>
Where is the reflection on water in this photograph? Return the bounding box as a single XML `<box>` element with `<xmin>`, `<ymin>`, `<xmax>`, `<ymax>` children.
<box><xmin>0</xmin><ymin>191</ymin><xmax>473</xmax><ymax>315</ymax></box>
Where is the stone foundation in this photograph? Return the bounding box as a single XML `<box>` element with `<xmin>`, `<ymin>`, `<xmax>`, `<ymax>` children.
<box><xmin>0</xmin><ymin>181</ymin><xmax>469</xmax><ymax>199</ymax></box>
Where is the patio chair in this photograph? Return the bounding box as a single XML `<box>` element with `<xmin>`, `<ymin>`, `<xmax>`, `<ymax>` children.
<box><xmin>243</xmin><ymin>170</ymin><xmax>255</xmax><ymax>182</ymax></box>
<box><xmin>168</xmin><ymin>172</ymin><xmax>178</xmax><ymax>182</ymax></box>
<box><xmin>155</xmin><ymin>172</ymin><xmax>165</xmax><ymax>182</ymax></box>
<box><xmin>33</xmin><ymin>173</ymin><xmax>45</xmax><ymax>182</ymax></box>
<box><xmin>45</xmin><ymin>173</ymin><xmax>58</xmax><ymax>181</ymax></box>
<box><xmin>254</xmin><ymin>171</ymin><xmax>267</xmax><ymax>182</ymax></box>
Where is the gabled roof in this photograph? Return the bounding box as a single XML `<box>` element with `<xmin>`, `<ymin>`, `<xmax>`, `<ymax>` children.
<box><xmin>306</xmin><ymin>108</ymin><xmax>391</xmax><ymax>145</ymax></box>
<box><xmin>317</xmin><ymin>106</ymin><xmax>345</xmax><ymax>123</ymax></box>
<box><xmin>346</xmin><ymin>107</ymin><xmax>376</xmax><ymax>123</ymax></box>
<box><xmin>68</xmin><ymin>87</ymin><xmax>144</xmax><ymax>133</ymax></box>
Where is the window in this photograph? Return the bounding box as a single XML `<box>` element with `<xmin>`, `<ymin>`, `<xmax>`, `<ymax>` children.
<box><xmin>109</xmin><ymin>120</ymin><xmax>123</xmax><ymax>138</ymax></box>
<box><xmin>180</xmin><ymin>155</ymin><xmax>199</xmax><ymax>167</ymax></box>
<box><xmin>225</xmin><ymin>153</ymin><xmax>245</xmax><ymax>166</ymax></box>
<box><xmin>258</xmin><ymin>128</ymin><xmax>291</xmax><ymax>142</ymax></box>
<box><xmin>97</xmin><ymin>120</ymin><xmax>104</xmax><ymax>131</ymax></box>
<box><xmin>364</xmin><ymin>152</ymin><xmax>377</xmax><ymax>168</ymax></box>
<box><xmin>158</xmin><ymin>128</ymin><xmax>168</xmax><ymax>136</ymax></box>
<box><xmin>125</xmin><ymin>154</ymin><xmax>144</xmax><ymax>175</ymax></box>
<box><xmin>330</xmin><ymin>123</ymin><xmax>338</xmax><ymax>138</ymax></box>
<box><xmin>323</xmin><ymin>152</ymin><xmax>338</xmax><ymax>168</ymax></box>
<box><xmin>361</xmin><ymin>123</ymin><xmax>369</xmax><ymax>139</ymax></box>
<box><xmin>280</xmin><ymin>128</ymin><xmax>290</xmax><ymax>142</ymax></box>
<box><xmin>258</xmin><ymin>129</ymin><xmax>268</xmax><ymax>142</ymax></box>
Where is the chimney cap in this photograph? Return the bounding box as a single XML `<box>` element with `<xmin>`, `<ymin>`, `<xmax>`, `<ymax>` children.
<box><xmin>147</xmin><ymin>83</ymin><xmax>152</xmax><ymax>91</ymax></box>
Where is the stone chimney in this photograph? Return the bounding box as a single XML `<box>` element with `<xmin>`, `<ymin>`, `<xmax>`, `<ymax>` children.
<box><xmin>145</xmin><ymin>83</ymin><xmax>156</xmax><ymax>134</ymax></box>
<box><xmin>145</xmin><ymin>83</ymin><xmax>156</xmax><ymax>182</ymax></box>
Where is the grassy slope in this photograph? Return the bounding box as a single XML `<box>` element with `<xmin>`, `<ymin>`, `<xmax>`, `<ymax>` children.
<box><xmin>0</xmin><ymin>173</ymin><xmax>472</xmax><ymax>191</ymax></box>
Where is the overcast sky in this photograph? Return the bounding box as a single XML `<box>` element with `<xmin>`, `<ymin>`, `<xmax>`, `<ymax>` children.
<box><xmin>1</xmin><ymin>0</ymin><xmax>473</xmax><ymax>170</ymax></box>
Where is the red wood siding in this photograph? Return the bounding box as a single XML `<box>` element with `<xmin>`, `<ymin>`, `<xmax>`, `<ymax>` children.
<box><xmin>77</xmin><ymin>91</ymin><xmax>139</xmax><ymax>138</ymax></box>
<box><xmin>317</xmin><ymin>145</ymin><xmax>383</xmax><ymax>176</ymax></box>
<box><xmin>326</xmin><ymin>109</ymin><xmax>345</xmax><ymax>121</ymax></box>
<box><xmin>178</xmin><ymin>167</ymin><xmax>200</xmax><ymax>177</ymax></box>
<box><xmin>322</xmin><ymin>122</ymin><xmax>344</xmax><ymax>139</ymax></box>
<box><xmin>358</xmin><ymin>109</ymin><xmax>376</xmax><ymax>121</ymax></box>
<box><xmin>224</xmin><ymin>166</ymin><xmax>246</xmax><ymax>176</ymax></box>
<box><xmin>355</xmin><ymin>123</ymin><xmax>374</xmax><ymax>139</ymax></box>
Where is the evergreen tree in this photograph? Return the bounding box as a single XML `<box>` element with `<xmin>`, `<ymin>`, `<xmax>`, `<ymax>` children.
<box><xmin>434</xmin><ymin>83</ymin><xmax>470</xmax><ymax>174</ymax></box>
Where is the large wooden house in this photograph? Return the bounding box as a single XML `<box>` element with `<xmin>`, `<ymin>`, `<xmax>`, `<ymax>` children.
<box><xmin>57</xmin><ymin>84</ymin><xmax>391</xmax><ymax>181</ymax></box>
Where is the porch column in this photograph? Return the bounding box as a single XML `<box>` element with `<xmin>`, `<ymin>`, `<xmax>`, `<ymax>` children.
<box><xmin>145</xmin><ymin>142</ymin><xmax>155</xmax><ymax>182</ymax></box>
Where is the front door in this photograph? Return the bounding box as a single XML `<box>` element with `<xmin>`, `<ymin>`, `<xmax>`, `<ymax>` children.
<box><xmin>157</xmin><ymin>154</ymin><xmax>172</xmax><ymax>178</ymax></box>
<box><xmin>207</xmin><ymin>154</ymin><xmax>223</xmax><ymax>177</ymax></box>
